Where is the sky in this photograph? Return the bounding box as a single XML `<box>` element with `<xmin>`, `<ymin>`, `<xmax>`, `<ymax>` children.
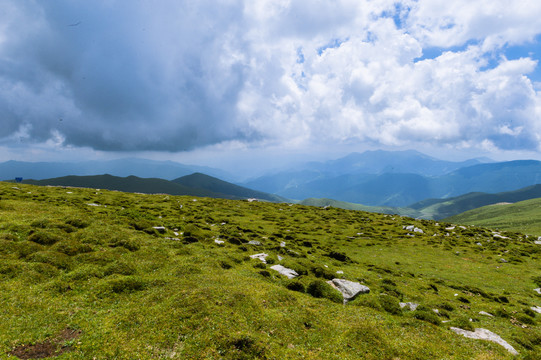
<box><xmin>1</xmin><ymin>0</ymin><xmax>541</xmax><ymax>175</ymax></box>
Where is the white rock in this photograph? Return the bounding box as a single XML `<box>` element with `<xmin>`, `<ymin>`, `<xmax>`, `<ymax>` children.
<box><xmin>458</xmin><ymin>226</ymin><xmax>467</xmax><ymax>230</ymax></box>
<box><xmin>446</xmin><ymin>226</ymin><xmax>455</xmax><ymax>230</ymax></box>
<box><xmin>479</xmin><ymin>311</ymin><xmax>494</xmax><ymax>317</ymax></box>
<box><xmin>248</xmin><ymin>240</ymin><xmax>261</xmax><ymax>245</ymax></box>
<box><xmin>153</xmin><ymin>226</ymin><xmax>166</xmax><ymax>233</ymax></box>
<box><xmin>399</xmin><ymin>302</ymin><xmax>419</xmax><ymax>311</ymax></box>
<box><xmin>214</xmin><ymin>239</ymin><xmax>225</xmax><ymax>245</ymax></box>
<box><xmin>270</xmin><ymin>265</ymin><xmax>298</xmax><ymax>279</ymax></box>
<box><xmin>277</xmin><ymin>255</ymin><xmax>283</xmax><ymax>261</ymax></box>
<box><xmin>250</xmin><ymin>253</ymin><xmax>268</xmax><ymax>263</ymax></box>
<box><xmin>530</xmin><ymin>306</ymin><xmax>541</xmax><ymax>314</ymax></box>
<box><xmin>280</xmin><ymin>242</ymin><xmax>286</xmax><ymax>247</ymax></box>
<box><xmin>450</xmin><ymin>327</ymin><xmax>518</xmax><ymax>355</ymax></box>
<box><xmin>414</xmin><ymin>227</ymin><xmax>423</xmax><ymax>233</ymax></box>
<box><xmin>336</xmin><ymin>270</ymin><xmax>344</xmax><ymax>274</ymax></box>
<box><xmin>404</xmin><ymin>225</ymin><xmax>415</xmax><ymax>231</ymax></box>
<box><xmin>535</xmin><ymin>240</ymin><xmax>541</xmax><ymax>245</ymax></box>
<box><xmin>534</xmin><ymin>288</ymin><xmax>541</xmax><ymax>295</ymax></box>
<box><xmin>86</xmin><ymin>203</ymin><xmax>101</xmax><ymax>207</ymax></box>
<box><xmin>327</xmin><ymin>278</ymin><xmax>370</xmax><ymax>301</ymax></box>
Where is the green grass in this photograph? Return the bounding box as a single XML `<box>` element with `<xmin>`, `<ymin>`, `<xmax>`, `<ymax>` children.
<box><xmin>0</xmin><ymin>182</ymin><xmax>540</xmax><ymax>359</ymax></box>
<box><xmin>446</xmin><ymin>197</ymin><xmax>541</xmax><ymax>236</ymax></box>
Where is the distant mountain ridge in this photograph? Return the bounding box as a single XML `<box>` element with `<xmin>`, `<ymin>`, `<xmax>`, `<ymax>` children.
<box><xmin>0</xmin><ymin>158</ymin><xmax>231</xmax><ymax>181</ymax></box>
<box><xmin>248</xmin><ymin>155</ymin><xmax>541</xmax><ymax>207</ymax></box>
<box><xmin>22</xmin><ymin>173</ymin><xmax>285</xmax><ymax>202</ymax></box>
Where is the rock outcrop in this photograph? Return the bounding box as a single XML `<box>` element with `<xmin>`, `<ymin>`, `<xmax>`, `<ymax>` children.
<box><xmin>450</xmin><ymin>327</ymin><xmax>518</xmax><ymax>355</ymax></box>
<box><xmin>270</xmin><ymin>265</ymin><xmax>298</xmax><ymax>279</ymax></box>
<box><xmin>327</xmin><ymin>279</ymin><xmax>369</xmax><ymax>301</ymax></box>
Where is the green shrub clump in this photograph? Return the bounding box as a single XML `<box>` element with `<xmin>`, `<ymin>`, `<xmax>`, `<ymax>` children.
<box><xmin>286</xmin><ymin>280</ymin><xmax>306</xmax><ymax>293</ymax></box>
<box><xmin>378</xmin><ymin>295</ymin><xmax>402</xmax><ymax>315</ymax></box>
<box><xmin>28</xmin><ymin>231</ymin><xmax>62</xmax><ymax>245</ymax></box>
<box><xmin>307</xmin><ymin>280</ymin><xmax>342</xmax><ymax>303</ymax></box>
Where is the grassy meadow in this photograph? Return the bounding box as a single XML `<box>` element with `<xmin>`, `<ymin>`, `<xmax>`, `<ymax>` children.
<box><xmin>446</xmin><ymin>198</ymin><xmax>541</xmax><ymax>236</ymax></box>
<box><xmin>0</xmin><ymin>181</ymin><xmax>540</xmax><ymax>359</ymax></box>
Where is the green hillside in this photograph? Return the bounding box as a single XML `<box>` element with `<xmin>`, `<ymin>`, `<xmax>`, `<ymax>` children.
<box><xmin>445</xmin><ymin>197</ymin><xmax>541</xmax><ymax>236</ymax></box>
<box><xmin>172</xmin><ymin>172</ymin><xmax>287</xmax><ymax>202</ymax></box>
<box><xmin>22</xmin><ymin>174</ymin><xmax>283</xmax><ymax>202</ymax></box>
<box><xmin>1</xmin><ymin>182</ymin><xmax>540</xmax><ymax>359</ymax></box>
<box><xmin>299</xmin><ymin>198</ymin><xmax>421</xmax><ymax>218</ymax></box>
<box><xmin>412</xmin><ymin>184</ymin><xmax>541</xmax><ymax>220</ymax></box>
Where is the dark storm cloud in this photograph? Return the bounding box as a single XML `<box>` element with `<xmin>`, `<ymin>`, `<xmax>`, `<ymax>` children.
<box><xmin>0</xmin><ymin>0</ymin><xmax>252</xmax><ymax>151</ymax></box>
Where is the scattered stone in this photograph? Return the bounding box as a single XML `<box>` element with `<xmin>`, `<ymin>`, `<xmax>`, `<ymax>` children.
<box><xmin>446</xmin><ymin>226</ymin><xmax>455</xmax><ymax>231</ymax></box>
<box><xmin>153</xmin><ymin>226</ymin><xmax>166</xmax><ymax>233</ymax></box>
<box><xmin>534</xmin><ymin>288</ymin><xmax>541</xmax><ymax>295</ymax></box>
<box><xmin>270</xmin><ymin>265</ymin><xmax>298</xmax><ymax>279</ymax></box>
<box><xmin>404</xmin><ymin>225</ymin><xmax>415</xmax><ymax>231</ymax></box>
<box><xmin>414</xmin><ymin>227</ymin><xmax>424</xmax><ymax>234</ymax></box>
<box><xmin>458</xmin><ymin>226</ymin><xmax>467</xmax><ymax>230</ymax></box>
<box><xmin>336</xmin><ymin>270</ymin><xmax>344</xmax><ymax>274</ymax></box>
<box><xmin>530</xmin><ymin>306</ymin><xmax>541</xmax><ymax>314</ymax></box>
<box><xmin>399</xmin><ymin>302</ymin><xmax>419</xmax><ymax>311</ymax></box>
<box><xmin>535</xmin><ymin>240</ymin><xmax>541</xmax><ymax>245</ymax></box>
<box><xmin>214</xmin><ymin>239</ymin><xmax>225</xmax><ymax>245</ymax></box>
<box><xmin>165</xmin><ymin>237</ymin><xmax>181</xmax><ymax>241</ymax></box>
<box><xmin>493</xmin><ymin>233</ymin><xmax>509</xmax><ymax>239</ymax></box>
<box><xmin>250</xmin><ymin>253</ymin><xmax>268</xmax><ymax>263</ymax></box>
<box><xmin>432</xmin><ymin>309</ymin><xmax>439</xmax><ymax>314</ymax></box>
<box><xmin>476</xmin><ymin>242</ymin><xmax>483</xmax><ymax>246</ymax></box>
<box><xmin>327</xmin><ymin>279</ymin><xmax>370</xmax><ymax>301</ymax></box>
<box><xmin>248</xmin><ymin>240</ymin><xmax>261</xmax><ymax>246</ymax></box>
<box><xmin>479</xmin><ymin>311</ymin><xmax>494</xmax><ymax>317</ymax></box>
<box><xmin>66</xmin><ymin>191</ymin><xmax>73</xmax><ymax>194</ymax></box>
<box><xmin>86</xmin><ymin>203</ymin><xmax>101</xmax><ymax>207</ymax></box>
<box><xmin>500</xmin><ymin>259</ymin><xmax>508</xmax><ymax>263</ymax></box>
<box><xmin>174</xmin><ymin>232</ymin><xmax>179</xmax><ymax>236</ymax></box>
<box><xmin>277</xmin><ymin>255</ymin><xmax>283</xmax><ymax>261</ymax></box>
<box><xmin>280</xmin><ymin>242</ymin><xmax>286</xmax><ymax>247</ymax></box>
<box><xmin>450</xmin><ymin>327</ymin><xmax>518</xmax><ymax>355</ymax></box>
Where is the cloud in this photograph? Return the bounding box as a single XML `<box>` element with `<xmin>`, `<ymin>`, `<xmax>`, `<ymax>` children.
<box><xmin>0</xmin><ymin>0</ymin><xmax>540</xmax><ymax>156</ymax></box>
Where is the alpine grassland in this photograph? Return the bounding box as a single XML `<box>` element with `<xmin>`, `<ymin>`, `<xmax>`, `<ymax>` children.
<box><xmin>0</xmin><ymin>181</ymin><xmax>540</xmax><ymax>359</ymax></box>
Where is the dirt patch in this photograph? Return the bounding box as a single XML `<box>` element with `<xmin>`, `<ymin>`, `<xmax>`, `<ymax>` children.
<box><xmin>9</xmin><ymin>328</ymin><xmax>82</xmax><ymax>359</ymax></box>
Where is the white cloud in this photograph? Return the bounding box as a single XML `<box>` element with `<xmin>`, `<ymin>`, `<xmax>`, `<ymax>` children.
<box><xmin>0</xmin><ymin>0</ymin><xmax>540</xmax><ymax>158</ymax></box>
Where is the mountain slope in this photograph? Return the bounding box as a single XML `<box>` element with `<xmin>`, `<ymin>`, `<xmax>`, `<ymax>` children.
<box><xmin>172</xmin><ymin>173</ymin><xmax>287</xmax><ymax>202</ymax></box>
<box><xmin>0</xmin><ymin>181</ymin><xmax>539</xmax><ymax>358</ymax></box>
<box><xmin>410</xmin><ymin>184</ymin><xmax>541</xmax><ymax>220</ymax></box>
<box><xmin>22</xmin><ymin>174</ymin><xmax>285</xmax><ymax>201</ymax></box>
<box><xmin>445</xmin><ymin>197</ymin><xmax>541</xmax><ymax>235</ymax></box>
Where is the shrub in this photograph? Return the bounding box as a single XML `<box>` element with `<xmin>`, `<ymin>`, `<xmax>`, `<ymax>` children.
<box><xmin>28</xmin><ymin>251</ymin><xmax>72</xmax><ymax>270</ymax></box>
<box><xmin>65</xmin><ymin>264</ymin><xmax>104</xmax><ymax>281</ymax></box>
<box><xmin>286</xmin><ymin>280</ymin><xmax>306</xmax><ymax>293</ymax></box>
<box><xmin>414</xmin><ymin>310</ymin><xmax>441</xmax><ymax>326</ymax></box>
<box><xmin>28</xmin><ymin>231</ymin><xmax>62</xmax><ymax>246</ymax></box>
<box><xmin>104</xmin><ymin>260</ymin><xmax>137</xmax><ymax>276</ymax></box>
<box><xmin>65</xmin><ymin>218</ymin><xmax>90</xmax><ymax>229</ymax></box>
<box><xmin>532</xmin><ymin>275</ymin><xmax>541</xmax><ymax>288</ymax></box>
<box><xmin>307</xmin><ymin>280</ymin><xmax>342</xmax><ymax>303</ymax></box>
<box><xmin>516</xmin><ymin>314</ymin><xmax>536</xmax><ymax>325</ymax></box>
<box><xmin>379</xmin><ymin>295</ymin><xmax>402</xmax><ymax>315</ymax></box>
<box><xmin>326</xmin><ymin>251</ymin><xmax>351</xmax><ymax>262</ymax></box>
<box><xmin>107</xmin><ymin>237</ymin><xmax>140</xmax><ymax>251</ymax></box>
<box><xmin>450</xmin><ymin>317</ymin><xmax>475</xmax><ymax>331</ymax></box>
<box><xmin>16</xmin><ymin>241</ymin><xmax>44</xmax><ymax>258</ymax></box>
<box><xmin>52</xmin><ymin>239</ymin><xmax>92</xmax><ymax>256</ymax></box>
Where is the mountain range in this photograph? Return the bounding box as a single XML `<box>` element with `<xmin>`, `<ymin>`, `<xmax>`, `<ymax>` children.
<box><xmin>6</xmin><ymin>150</ymin><xmax>541</xmax><ymax>220</ymax></box>
<box><xmin>22</xmin><ymin>173</ymin><xmax>286</xmax><ymax>203</ymax></box>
